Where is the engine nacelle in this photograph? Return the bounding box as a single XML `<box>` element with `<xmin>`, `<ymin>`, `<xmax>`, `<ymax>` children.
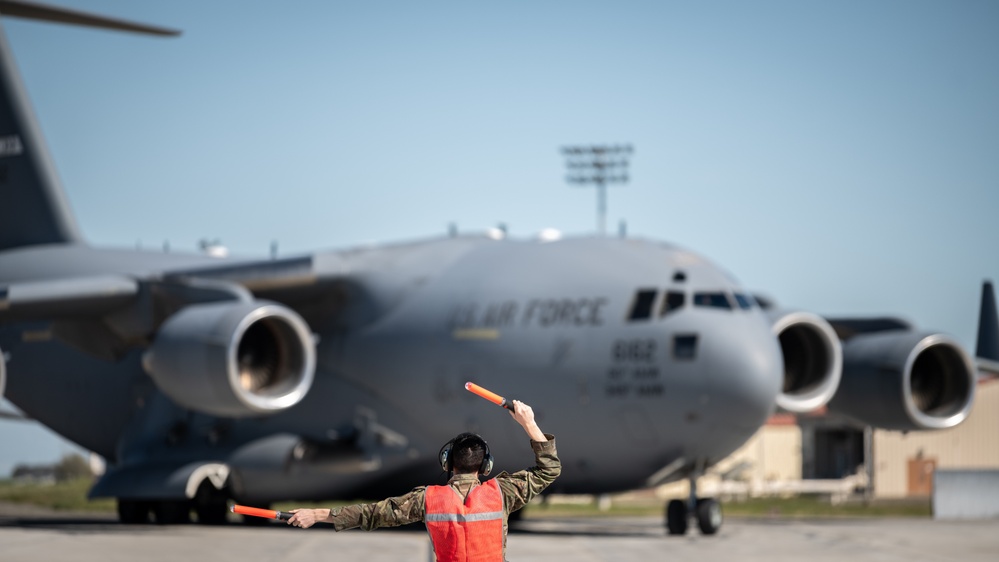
<box><xmin>828</xmin><ymin>331</ymin><xmax>975</xmax><ymax>430</ymax></box>
<box><xmin>768</xmin><ymin>310</ymin><xmax>843</xmax><ymax>413</ymax></box>
<box><xmin>143</xmin><ymin>301</ymin><xmax>315</xmax><ymax>417</ymax></box>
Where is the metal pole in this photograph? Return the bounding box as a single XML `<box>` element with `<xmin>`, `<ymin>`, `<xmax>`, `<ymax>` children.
<box><xmin>596</xmin><ymin>180</ymin><xmax>606</xmax><ymax>235</ymax></box>
<box><xmin>864</xmin><ymin>426</ymin><xmax>874</xmax><ymax>504</ymax></box>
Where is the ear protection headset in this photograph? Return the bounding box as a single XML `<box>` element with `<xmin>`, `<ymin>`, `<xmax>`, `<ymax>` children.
<box><xmin>439</xmin><ymin>432</ymin><xmax>494</xmax><ymax>476</ymax></box>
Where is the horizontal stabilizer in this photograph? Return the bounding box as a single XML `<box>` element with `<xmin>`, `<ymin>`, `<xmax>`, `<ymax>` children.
<box><xmin>0</xmin><ymin>0</ymin><xmax>180</xmax><ymax>36</ymax></box>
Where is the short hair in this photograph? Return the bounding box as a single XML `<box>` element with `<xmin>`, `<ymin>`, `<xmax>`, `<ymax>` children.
<box><xmin>450</xmin><ymin>433</ymin><xmax>487</xmax><ymax>474</ymax></box>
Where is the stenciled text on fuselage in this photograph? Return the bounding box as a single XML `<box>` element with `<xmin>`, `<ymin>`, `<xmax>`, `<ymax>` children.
<box><xmin>448</xmin><ymin>297</ymin><xmax>609</xmax><ymax>330</ymax></box>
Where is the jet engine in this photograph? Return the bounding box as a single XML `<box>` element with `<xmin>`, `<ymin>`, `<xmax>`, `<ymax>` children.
<box><xmin>828</xmin><ymin>331</ymin><xmax>975</xmax><ymax>430</ymax></box>
<box><xmin>143</xmin><ymin>301</ymin><xmax>315</xmax><ymax>417</ymax></box>
<box><xmin>768</xmin><ymin>310</ymin><xmax>843</xmax><ymax>413</ymax></box>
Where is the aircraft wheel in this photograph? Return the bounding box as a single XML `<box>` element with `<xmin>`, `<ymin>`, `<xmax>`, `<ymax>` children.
<box><xmin>194</xmin><ymin>481</ymin><xmax>229</xmax><ymax>525</ymax></box>
<box><xmin>117</xmin><ymin>499</ymin><xmax>151</xmax><ymax>524</ymax></box>
<box><xmin>696</xmin><ymin>498</ymin><xmax>722</xmax><ymax>535</ymax></box>
<box><xmin>153</xmin><ymin>500</ymin><xmax>191</xmax><ymax>525</ymax></box>
<box><xmin>665</xmin><ymin>499</ymin><xmax>688</xmax><ymax>535</ymax></box>
<box><xmin>195</xmin><ymin>498</ymin><xmax>228</xmax><ymax>525</ymax></box>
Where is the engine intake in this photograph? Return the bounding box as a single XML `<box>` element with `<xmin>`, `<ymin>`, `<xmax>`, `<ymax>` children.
<box><xmin>829</xmin><ymin>331</ymin><xmax>975</xmax><ymax>430</ymax></box>
<box><xmin>143</xmin><ymin>301</ymin><xmax>315</xmax><ymax>417</ymax></box>
<box><xmin>768</xmin><ymin>310</ymin><xmax>843</xmax><ymax>413</ymax></box>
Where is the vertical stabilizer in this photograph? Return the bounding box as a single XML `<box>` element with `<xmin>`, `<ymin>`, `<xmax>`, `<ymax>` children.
<box><xmin>0</xmin><ymin>2</ymin><xmax>178</xmax><ymax>252</ymax></box>
<box><xmin>0</xmin><ymin>16</ymin><xmax>82</xmax><ymax>250</ymax></box>
<box><xmin>976</xmin><ymin>280</ymin><xmax>999</xmax><ymax>363</ymax></box>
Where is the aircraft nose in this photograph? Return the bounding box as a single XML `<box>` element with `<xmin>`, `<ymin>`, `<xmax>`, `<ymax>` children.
<box><xmin>705</xmin><ymin>317</ymin><xmax>783</xmax><ymax>431</ymax></box>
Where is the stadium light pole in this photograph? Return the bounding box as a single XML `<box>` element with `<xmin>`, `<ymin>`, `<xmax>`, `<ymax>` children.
<box><xmin>561</xmin><ymin>144</ymin><xmax>633</xmax><ymax>235</ymax></box>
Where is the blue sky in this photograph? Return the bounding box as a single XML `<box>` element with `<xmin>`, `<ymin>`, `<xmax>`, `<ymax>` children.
<box><xmin>1</xmin><ymin>0</ymin><xmax>998</xmax><ymax>476</ymax></box>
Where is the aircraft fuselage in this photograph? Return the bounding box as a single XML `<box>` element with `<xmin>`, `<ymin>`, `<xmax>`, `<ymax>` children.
<box><xmin>0</xmin><ymin>235</ymin><xmax>783</xmax><ymax>501</ymax></box>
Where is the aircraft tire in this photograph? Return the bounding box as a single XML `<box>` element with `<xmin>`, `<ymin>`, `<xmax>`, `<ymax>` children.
<box><xmin>117</xmin><ymin>499</ymin><xmax>151</xmax><ymax>524</ymax></box>
<box><xmin>153</xmin><ymin>500</ymin><xmax>191</xmax><ymax>525</ymax></box>
<box><xmin>194</xmin><ymin>481</ymin><xmax>229</xmax><ymax>525</ymax></box>
<box><xmin>696</xmin><ymin>498</ymin><xmax>722</xmax><ymax>535</ymax></box>
<box><xmin>195</xmin><ymin>499</ymin><xmax>228</xmax><ymax>525</ymax></box>
<box><xmin>665</xmin><ymin>499</ymin><xmax>688</xmax><ymax>535</ymax></box>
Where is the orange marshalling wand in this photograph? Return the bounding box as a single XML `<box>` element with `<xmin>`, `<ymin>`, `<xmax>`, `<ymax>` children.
<box><xmin>230</xmin><ymin>504</ymin><xmax>293</xmax><ymax>521</ymax></box>
<box><xmin>465</xmin><ymin>382</ymin><xmax>515</xmax><ymax>411</ymax></box>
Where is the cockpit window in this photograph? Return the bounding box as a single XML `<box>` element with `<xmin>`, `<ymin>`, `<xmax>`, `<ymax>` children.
<box><xmin>693</xmin><ymin>292</ymin><xmax>732</xmax><ymax>309</ymax></box>
<box><xmin>627</xmin><ymin>289</ymin><xmax>658</xmax><ymax>321</ymax></box>
<box><xmin>733</xmin><ymin>293</ymin><xmax>754</xmax><ymax>310</ymax></box>
<box><xmin>660</xmin><ymin>291</ymin><xmax>685</xmax><ymax>317</ymax></box>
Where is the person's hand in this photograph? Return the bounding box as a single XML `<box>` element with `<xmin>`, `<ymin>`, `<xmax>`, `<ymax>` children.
<box><xmin>509</xmin><ymin>400</ymin><xmax>535</xmax><ymax>427</ymax></box>
<box><xmin>287</xmin><ymin>508</ymin><xmax>328</xmax><ymax>528</ymax></box>
<box><xmin>509</xmin><ymin>400</ymin><xmax>546</xmax><ymax>441</ymax></box>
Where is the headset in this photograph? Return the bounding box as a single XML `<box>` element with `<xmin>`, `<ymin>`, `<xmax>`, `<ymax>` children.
<box><xmin>438</xmin><ymin>432</ymin><xmax>494</xmax><ymax>476</ymax></box>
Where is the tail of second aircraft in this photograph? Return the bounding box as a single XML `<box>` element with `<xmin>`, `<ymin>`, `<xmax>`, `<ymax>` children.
<box><xmin>976</xmin><ymin>280</ymin><xmax>999</xmax><ymax>376</ymax></box>
<box><xmin>0</xmin><ymin>1</ymin><xmax>178</xmax><ymax>252</ymax></box>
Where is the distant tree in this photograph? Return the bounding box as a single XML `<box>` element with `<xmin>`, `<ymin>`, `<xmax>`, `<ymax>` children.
<box><xmin>53</xmin><ymin>453</ymin><xmax>92</xmax><ymax>482</ymax></box>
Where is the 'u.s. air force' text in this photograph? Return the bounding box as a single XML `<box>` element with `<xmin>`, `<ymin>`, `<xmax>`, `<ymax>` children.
<box><xmin>448</xmin><ymin>298</ymin><xmax>608</xmax><ymax>329</ymax></box>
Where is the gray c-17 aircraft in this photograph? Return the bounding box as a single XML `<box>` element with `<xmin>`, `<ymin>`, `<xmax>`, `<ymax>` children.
<box><xmin>0</xmin><ymin>2</ymin><xmax>979</xmax><ymax>534</ymax></box>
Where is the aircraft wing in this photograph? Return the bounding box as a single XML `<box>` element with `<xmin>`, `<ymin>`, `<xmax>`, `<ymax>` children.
<box><xmin>0</xmin><ymin>254</ymin><xmax>353</xmax><ymax>417</ymax></box>
<box><xmin>0</xmin><ymin>254</ymin><xmax>347</xmax><ymax>327</ymax></box>
<box><xmin>0</xmin><ymin>275</ymin><xmax>138</xmax><ymax>323</ymax></box>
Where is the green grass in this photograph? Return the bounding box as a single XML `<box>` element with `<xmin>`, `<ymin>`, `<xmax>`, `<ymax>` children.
<box><xmin>0</xmin><ymin>477</ymin><xmax>116</xmax><ymax>512</ymax></box>
<box><xmin>720</xmin><ymin>496</ymin><xmax>931</xmax><ymax>518</ymax></box>
<box><xmin>524</xmin><ymin>501</ymin><xmax>662</xmax><ymax>518</ymax></box>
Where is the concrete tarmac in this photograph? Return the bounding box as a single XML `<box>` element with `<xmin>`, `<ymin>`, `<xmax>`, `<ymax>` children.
<box><xmin>2</xmin><ymin>508</ymin><xmax>998</xmax><ymax>562</ymax></box>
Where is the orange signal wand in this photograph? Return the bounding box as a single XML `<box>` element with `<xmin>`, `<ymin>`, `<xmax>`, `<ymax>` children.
<box><xmin>230</xmin><ymin>504</ymin><xmax>293</xmax><ymax>521</ymax></box>
<box><xmin>465</xmin><ymin>382</ymin><xmax>516</xmax><ymax>411</ymax></box>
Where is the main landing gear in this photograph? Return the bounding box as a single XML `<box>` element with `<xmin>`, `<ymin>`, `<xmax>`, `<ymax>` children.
<box><xmin>116</xmin><ymin>482</ymin><xmax>229</xmax><ymax>525</ymax></box>
<box><xmin>665</xmin><ymin>476</ymin><xmax>722</xmax><ymax>536</ymax></box>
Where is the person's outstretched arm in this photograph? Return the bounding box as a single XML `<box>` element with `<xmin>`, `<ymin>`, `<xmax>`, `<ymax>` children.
<box><xmin>286</xmin><ymin>488</ymin><xmax>426</xmax><ymax>530</ymax></box>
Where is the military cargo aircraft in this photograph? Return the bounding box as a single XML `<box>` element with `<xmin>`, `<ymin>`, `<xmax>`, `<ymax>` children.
<box><xmin>0</xmin><ymin>2</ymin><xmax>978</xmax><ymax>534</ymax></box>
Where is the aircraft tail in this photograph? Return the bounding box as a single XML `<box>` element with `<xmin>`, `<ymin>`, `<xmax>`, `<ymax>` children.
<box><xmin>0</xmin><ymin>1</ymin><xmax>178</xmax><ymax>252</ymax></box>
<box><xmin>976</xmin><ymin>280</ymin><xmax>999</xmax><ymax>371</ymax></box>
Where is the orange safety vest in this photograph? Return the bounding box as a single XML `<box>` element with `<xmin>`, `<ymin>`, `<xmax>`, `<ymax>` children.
<box><xmin>424</xmin><ymin>478</ymin><xmax>505</xmax><ymax>562</ymax></box>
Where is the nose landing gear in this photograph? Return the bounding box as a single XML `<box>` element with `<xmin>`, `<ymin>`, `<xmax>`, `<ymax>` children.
<box><xmin>665</xmin><ymin>475</ymin><xmax>722</xmax><ymax>535</ymax></box>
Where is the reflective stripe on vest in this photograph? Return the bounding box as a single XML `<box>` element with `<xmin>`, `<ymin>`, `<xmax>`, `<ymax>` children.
<box><xmin>425</xmin><ymin>478</ymin><xmax>504</xmax><ymax>562</ymax></box>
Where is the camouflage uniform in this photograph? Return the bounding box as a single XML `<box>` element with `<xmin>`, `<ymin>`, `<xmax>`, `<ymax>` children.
<box><xmin>328</xmin><ymin>434</ymin><xmax>560</xmax><ymax>549</ymax></box>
